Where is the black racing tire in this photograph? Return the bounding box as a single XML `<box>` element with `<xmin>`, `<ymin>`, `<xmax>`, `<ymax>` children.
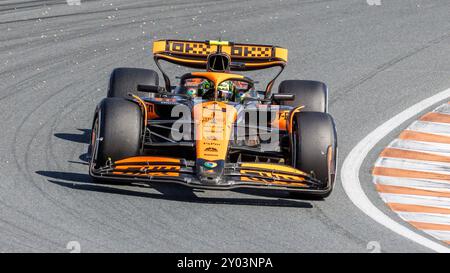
<box><xmin>92</xmin><ymin>98</ymin><xmax>143</xmax><ymax>169</ymax></box>
<box><xmin>107</xmin><ymin>67</ymin><xmax>159</xmax><ymax>98</ymax></box>
<box><xmin>278</xmin><ymin>80</ymin><xmax>328</xmax><ymax>112</ymax></box>
<box><xmin>290</xmin><ymin>111</ymin><xmax>337</xmax><ymax>199</ymax></box>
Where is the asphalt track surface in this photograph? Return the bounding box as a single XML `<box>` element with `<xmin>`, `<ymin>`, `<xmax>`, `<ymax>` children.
<box><xmin>0</xmin><ymin>0</ymin><xmax>450</xmax><ymax>252</ymax></box>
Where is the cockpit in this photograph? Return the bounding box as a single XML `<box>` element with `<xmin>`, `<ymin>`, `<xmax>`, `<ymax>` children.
<box><xmin>176</xmin><ymin>72</ymin><xmax>257</xmax><ymax>103</ymax></box>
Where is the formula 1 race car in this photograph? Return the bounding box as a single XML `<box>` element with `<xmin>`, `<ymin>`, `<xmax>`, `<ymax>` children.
<box><xmin>89</xmin><ymin>39</ymin><xmax>337</xmax><ymax>198</ymax></box>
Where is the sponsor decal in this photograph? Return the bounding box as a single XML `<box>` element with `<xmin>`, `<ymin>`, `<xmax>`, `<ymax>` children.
<box><xmin>231</xmin><ymin>46</ymin><xmax>272</xmax><ymax>58</ymax></box>
<box><xmin>204</xmin><ymin>162</ymin><xmax>218</xmax><ymax>168</ymax></box>
<box><xmin>202</xmin><ymin>141</ymin><xmax>220</xmax><ymax>146</ymax></box>
<box><xmin>114</xmin><ymin>165</ymin><xmax>181</xmax><ymax>177</ymax></box>
<box><xmin>278</xmin><ymin>111</ymin><xmax>288</xmax><ymax>120</ymax></box>
<box><xmin>202</xmin><ymin>116</ymin><xmax>214</xmax><ymax>123</ymax></box>
<box><xmin>168</xmin><ymin>41</ymin><xmax>214</xmax><ymax>55</ymax></box>
<box><xmin>240</xmin><ymin>170</ymin><xmax>303</xmax><ymax>182</ymax></box>
<box><xmin>140</xmin><ymin>166</ymin><xmax>179</xmax><ymax>172</ymax></box>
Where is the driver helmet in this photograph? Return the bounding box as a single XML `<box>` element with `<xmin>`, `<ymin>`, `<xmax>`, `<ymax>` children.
<box><xmin>217</xmin><ymin>81</ymin><xmax>235</xmax><ymax>101</ymax></box>
<box><xmin>199</xmin><ymin>80</ymin><xmax>212</xmax><ymax>96</ymax></box>
<box><xmin>186</xmin><ymin>88</ymin><xmax>197</xmax><ymax>97</ymax></box>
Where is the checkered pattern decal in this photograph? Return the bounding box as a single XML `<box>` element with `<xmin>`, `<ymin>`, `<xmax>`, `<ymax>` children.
<box><xmin>167</xmin><ymin>41</ymin><xmax>214</xmax><ymax>55</ymax></box>
<box><xmin>231</xmin><ymin>46</ymin><xmax>272</xmax><ymax>58</ymax></box>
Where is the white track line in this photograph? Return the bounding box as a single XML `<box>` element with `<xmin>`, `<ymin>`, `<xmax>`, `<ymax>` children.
<box><xmin>433</xmin><ymin>104</ymin><xmax>450</xmax><ymax>114</ymax></box>
<box><xmin>423</xmin><ymin>230</ymin><xmax>450</xmax><ymax>241</ymax></box>
<box><xmin>390</xmin><ymin>139</ymin><xmax>450</xmax><ymax>155</ymax></box>
<box><xmin>380</xmin><ymin>193</ymin><xmax>450</xmax><ymax>209</ymax></box>
<box><xmin>374</xmin><ymin>176</ymin><xmax>450</xmax><ymax>189</ymax></box>
<box><xmin>341</xmin><ymin>88</ymin><xmax>450</xmax><ymax>253</ymax></box>
<box><xmin>409</xmin><ymin>121</ymin><xmax>450</xmax><ymax>136</ymax></box>
<box><xmin>375</xmin><ymin>157</ymin><xmax>450</xmax><ymax>174</ymax></box>
<box><xmin>397</xmin><ymin>212</ymin><xmax>450</xmax><ymax>225</ymax></box>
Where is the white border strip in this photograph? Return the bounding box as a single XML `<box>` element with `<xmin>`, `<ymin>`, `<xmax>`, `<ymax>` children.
<box><xmin>341</xmin><ymin>88</ymin><xmax>450</xmax><ymax>253</ymax></box>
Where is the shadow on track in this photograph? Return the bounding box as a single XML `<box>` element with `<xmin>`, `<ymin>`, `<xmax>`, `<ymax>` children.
<box><xmin>54</xmin><ymin>129</ymin><xmax>91</xmax><ymax>163</ymax></box>
<box><xmin>36</xmin><ymin>170</ymin><xmax>313</xmax><ymax>208</ymax></box>
<box><xmin>49</xmin><ymin>128</ymin><xmax>315</xmax><ymax>207</ymax></box>
<box><xmin>54</xmin><ymin>129</ymin><xmax>91</xmax><ymax>144</ymax></box>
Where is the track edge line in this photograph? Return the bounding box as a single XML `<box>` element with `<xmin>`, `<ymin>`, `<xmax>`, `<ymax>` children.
<box><xmin>341</xmin><ymin>88</ymin><xmax>450</xmax><ymax>253</ymax></box>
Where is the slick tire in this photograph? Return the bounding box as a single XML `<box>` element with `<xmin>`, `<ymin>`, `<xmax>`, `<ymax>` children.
<box><xmin>91</xmin><ymin>98</ymin><xmax>143</xmax><ymax>170</ymax></box>
<box><xmin>290</xmin><ymin>111</ymin><xmax>337</xmax><ymax>199</ymax></box>
<box><xmin>278</xmin><ymin>80</ymin><xmax>328</xmax><ymax>112</ymax></box>
<box><xmin>107</xmin><ymin>67</ymin><xmax>159</xmax><ymax>98</ymax></box>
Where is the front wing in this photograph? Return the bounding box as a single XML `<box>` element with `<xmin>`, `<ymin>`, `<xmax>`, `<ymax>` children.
<box><xmin>90</xmin><ymin>156</ymin><xmax>330</xmax><ymax>194</ymax></box>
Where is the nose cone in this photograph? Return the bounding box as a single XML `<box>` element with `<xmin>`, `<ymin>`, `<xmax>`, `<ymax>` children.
<box><xmin>193</xmin><ymin>101</ymin><xmax>237</xmax><ymax>184</ymax></box>
<box><xmin>196</xmin><ymin>159</ymin><xmax>225</xmax><ymax>184</ymax></box>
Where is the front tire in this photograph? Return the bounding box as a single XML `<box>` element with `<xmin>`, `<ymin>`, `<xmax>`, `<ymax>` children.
<box><xmin>290</xmin><ymin>111</ymin><xmax>337</xmax><ymax>199</ymax></box>
<box><xmin>91</xmin><ymin>98</ymin><xmax>143</xmax><ymax>169</ymax></box>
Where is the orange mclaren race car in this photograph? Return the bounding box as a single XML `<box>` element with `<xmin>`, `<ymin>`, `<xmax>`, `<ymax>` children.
<box><xmin>88</xmin><ymin>40</ymin><xmax>337</xmax><ymax>198</ymax></box>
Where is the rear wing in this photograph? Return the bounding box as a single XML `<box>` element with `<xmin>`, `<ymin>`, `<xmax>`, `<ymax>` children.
<box><xmin>152</xmin><ymin>40</ymin><xmax>288</xmax><ymax>93</ymax></box>
<box><xmin>153</xmin><ymin>39</ymin><xmax>287</xmax><ymax>70</ymax></box>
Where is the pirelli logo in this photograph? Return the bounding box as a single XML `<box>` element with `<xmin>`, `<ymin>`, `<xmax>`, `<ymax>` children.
<box><xmin>167</xmin><ymin>41</ymin><xmax>215</xmax><ymax>55</ymax></box>
<box><xmin>230</xmin><ymin>45</ymin><xmax>272</xmax><ymax>58</ymax></box>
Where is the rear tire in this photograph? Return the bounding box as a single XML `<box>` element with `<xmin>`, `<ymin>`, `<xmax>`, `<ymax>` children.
<box><xmin>278</xmin><ymin>80</ymin><xmax>328</xmax><ymax>112</ymax></box>
<box><xmin>290</xmin><ymin>111</ymin><xmax>337</xmax><ymax>199</ymax></box>
<box><xmin>107</xmin><ymin>67</ymin><xmax>159</xmax><ymax>98</ymax></box>
<box><xmin>92</xmin><ymin>98</ymin><xmax>143</xmax><ymax>168</ymax></box>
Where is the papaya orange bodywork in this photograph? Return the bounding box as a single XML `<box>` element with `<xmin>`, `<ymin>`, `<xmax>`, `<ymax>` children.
<box><xmin>193</xmin><ymin>101</ymin><xmax>237</xmax><ymax>161</ymax></box>
<box><xmin>115</xmin><ymin>156</ymin><xmax>181</xmax><ymax>164</ymax></box>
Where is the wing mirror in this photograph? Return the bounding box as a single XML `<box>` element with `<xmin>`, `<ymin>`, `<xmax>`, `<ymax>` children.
<box><xmin>271</xmin><ymin>93</ymin><xmax>295</xmax><ymax>102</ymax></box>
<box><xmin>137</xmin><ymin>84</ymin><xmax>165</xmax><ymax>93</ymax></box>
